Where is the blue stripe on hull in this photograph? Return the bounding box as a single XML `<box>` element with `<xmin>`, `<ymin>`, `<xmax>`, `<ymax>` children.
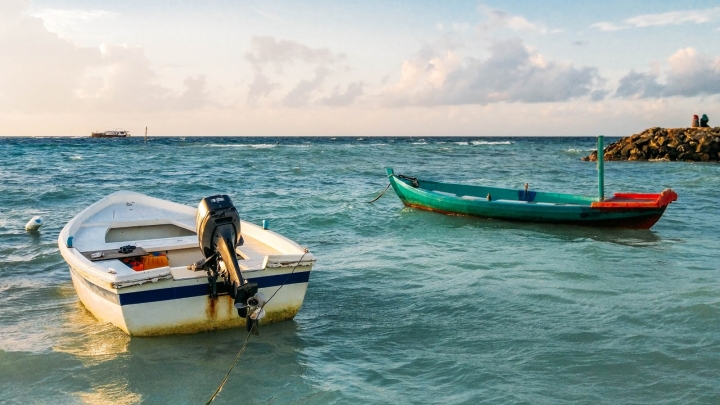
<box><xmin>70</xmin><ymin>267</ymin><xmax>311</xmax><ymax>306</ymax></box>
<box><xmin>119</xmin><ymin>272</ymin><xmax>311</xmax><ymax>305</ymax></box>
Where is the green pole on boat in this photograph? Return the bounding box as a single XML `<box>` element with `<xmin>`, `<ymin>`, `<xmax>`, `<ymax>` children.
<box><xmin>597</xmin><ymin>135</ymin><xmax>604</xmax><ymax>201</ymax></box>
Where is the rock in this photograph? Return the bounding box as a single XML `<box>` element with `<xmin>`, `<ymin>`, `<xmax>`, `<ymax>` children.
<box><xmin>583</xmin><ymin>126</ymin><xmax>720</xmax><ymax>162</ymax></box>
<box><xmin>635</xmin><ymin>135</ymin><xmax>652</xmax><ymax>147</ymax></box>
<box><xmin>621</xmin><ymin>143</ymin><xmax>636</xmax><ymax>156</ymax></box>
<box><xmin>696</xmin><ymin>139</ymin><xmax>712</xmax><ymax>154</ymax></box>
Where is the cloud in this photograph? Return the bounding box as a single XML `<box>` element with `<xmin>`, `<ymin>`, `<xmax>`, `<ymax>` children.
<box><xmin>0</xmin><ymin>4</ymin><xmax>209</xmax><ymax>113</ymax></box>
<box><xmin>247</xmin><ymin>71</ymin><xmax>280</xmax><ymax>103</ymax></box>
<box><xmin>318</xmin><ymin>82</ymin><xmax>364</xmax><ymax>106</ymax></box>
<box><xmin>31</xmin><ymin>9</ymin><xmax>120</xmax><ymax>36</ymax></box>
<box><xmin>383</xmin><ymin>37</ymin><xmax>603</xmax><ymax>106</ymax></box>
<box><xmin>436</xmin><ymin>22</ymin><xmax>472</xmax><ymax>32</ymax></box>
<box><xmin>616</xmin><ymin>71</ymin><xmax>664</xmax><ymax>98</ymax></box>
<box><xmin>245</xmin><ymin>36</ymin><xmax>345</xmax><ymax>71</ymax></box>
<box><xmin>593</xmin><ymin>7</ymin><xmax>720</xmax><ymax>31</ymax></box>
<box><xmin>0</xmin><ymin>11</ymin><xmax>101</xmax><ymax>111</ymax></box>
<box><xmin>477</xmin><ymin>7</ymin><xmax>548</xmax><ymax>35</ymax></box>
<box><xmin>244</xmin><ymin>36</ymin><xmax>357</xmax><ymax>106</ymax></box>
<box><xmin>282</xmin><ymin>67</ymin><xmax>330</xmax><ymax>107</ymax></box>
<box><xmin>177</xmin><ymin>75</ymin><xmax>209</xmax><ymax>110</ymax></box>
<box><xmin>93</xmin><ymin>43</ymin><xmax>175</xmax><ymax>111</ymax></box>
<box><xmin>615</xmin><ymin>48</ymin><xmax>720</xmax><ymax>98</ymax></box>
<box><xmin>590</xmin><ymin>22</ymin><xmax>627</xmax><ymax>32</ymax></box>
<box><xmin>572</xmin><ymin>40</ymin><xmax>589</xmax><ymax>47</ymax></box>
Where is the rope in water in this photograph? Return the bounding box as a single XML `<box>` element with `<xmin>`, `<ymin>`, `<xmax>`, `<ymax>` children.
<box><xmin>204</xmin><ymin>330</ymin><xmax>252</xmax><ymax>405</ymax></box>
<box><xmin>366</xmin><ymin>183</ymin><xmax>391</xmax><ymax>203</ymax></box>
<box><xmin>205</xmin><ymin>249</ymin><xmax>310</xmax><ymax>405</ymax></box>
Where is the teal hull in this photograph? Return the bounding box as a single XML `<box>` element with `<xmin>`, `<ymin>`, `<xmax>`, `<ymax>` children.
<box><xmin>386</xmin><ymin>168</ymin><xmax>675</xmax><ymax>229</ymax></box>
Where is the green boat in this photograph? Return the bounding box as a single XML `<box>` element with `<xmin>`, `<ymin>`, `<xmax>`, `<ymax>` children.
<box><xmin>386</xmin><ymin>167</ymin><xmax>677</xmax><ymax>229</ymax></box>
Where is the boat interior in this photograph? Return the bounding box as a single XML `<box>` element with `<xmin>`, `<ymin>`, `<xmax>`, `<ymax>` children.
<box><xmin>63</xmin><ymin>192</ymin><xmax>312</xmax><ymax>286</ymax></box>
<box><xmin>405</xmin><ymin>178</ymin><xmax>598</xmax><ymax>205</ymax></box>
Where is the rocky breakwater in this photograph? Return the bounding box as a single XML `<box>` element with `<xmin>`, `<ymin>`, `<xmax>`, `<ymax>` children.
<box><xmin>583</xmin><ymin>127</ymin><xmax>720</xmax><ymax>162</ymax></box>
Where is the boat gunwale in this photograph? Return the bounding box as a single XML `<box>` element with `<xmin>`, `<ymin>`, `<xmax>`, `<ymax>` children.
<box><xmin>388</xmin><ymin>172</ymin><xmax>596</xmax><ymax>207</ymax></box>
<box><xmin>59</xmin><ymin>191</ymin><xmax>316</xmax><ymax>288</ymax></box>
<box><xmin>384</xmin><ymin>167</ymin><xmax>674</xmax><ymax>228</ymax></box>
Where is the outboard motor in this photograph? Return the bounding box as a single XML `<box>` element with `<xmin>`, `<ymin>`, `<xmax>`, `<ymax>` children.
<box><xmin>190</xmin><ymin>195</ymin><xmax>264</xmax><ymax>333</ymax></box>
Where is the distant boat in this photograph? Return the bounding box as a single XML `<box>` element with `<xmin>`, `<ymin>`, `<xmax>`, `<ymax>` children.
<box><xmin>386</xmin><ymin>168</ymin><xmax>677</xmax><ymax>229</ymax></box>
<box><xmin>58</xmin><ymin>191</ymin><xmax>316</xmax><ymax>336</ymax></box>
<box><xmin>91</xmin><ymin>129</ymin><xmax>129</xmax><ymax>138</ymax></box>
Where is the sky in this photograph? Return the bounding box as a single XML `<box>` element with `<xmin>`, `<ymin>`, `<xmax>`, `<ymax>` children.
<box><xmin>1</xmin><ymin>0</ymin><xmax>720</xmax><ymax>136</ymax></box>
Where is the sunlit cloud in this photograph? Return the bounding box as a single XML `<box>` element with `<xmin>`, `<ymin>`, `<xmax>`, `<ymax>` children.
<box><xmin>382</xmin><ymin>38</ymin><xmax>603</xmax><ymax>106</ymax></box>
<box><xmin>31</xmin><ymin>9</ymin><xmax>120</xmax><ymax>36</ymax></box>
<box><xmin>616</xmin><ymin>48</ymin><xmax>720</xmax><ymax>98</ymax></box>
<box><xmin>2</xmin><ymin>1</ymin><xmax>720</xmax><ymax>136</ymax></box>
<box><xmin>593</xmin><ymin>7</ymin><xmax>720</xmax><ymax>31</ymax></box>
<box><xmin>590</xmin><ymin>22</ymin><xmax>628</xmax><ymax>32</ymax></box>
<box><xmin>477</xmin><ymin>6</ymin><xmax>549</xmax><ymax>35</ymax></box>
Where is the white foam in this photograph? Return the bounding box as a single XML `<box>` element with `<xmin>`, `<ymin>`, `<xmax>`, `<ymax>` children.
<box><xmin>208</xmin><ymin>144</ymin><xmax>277</xmax><ymax>149</ymax></box>
<box><xmin>471</xmin><ymin>141</ymin><xmax>512</xmax><ymax>145</ymax></box>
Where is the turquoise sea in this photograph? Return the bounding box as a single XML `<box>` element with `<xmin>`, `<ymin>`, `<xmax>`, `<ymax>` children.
<box><xmin>1</xmin><ymin>136</ymin><xmax>719</xmax><ymax>404</ymax></box>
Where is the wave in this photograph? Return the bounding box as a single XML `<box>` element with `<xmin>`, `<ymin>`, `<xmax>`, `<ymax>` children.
<box><xmin>208</xmin><ymin>143</ymin><xmax>277</xmax><ymax>149</ymax></box>
<box><xmin>411</xmin><ymin>142</ymin><xmax>427</xmax><ymax>145</ymax></box>
<box><xmin>565</xmin><ymin>148</ymin><xmax>595</xmax><ymax>153</ymax></box>
<box><xmin>471</xmin><ymin>141</ymin><xmax>512</xmax><ymax>145</ymax></box>
<box><xmin>455</xmin><ymin>142</ymin><xmax>469</xmax><ymax>145</ymax></box>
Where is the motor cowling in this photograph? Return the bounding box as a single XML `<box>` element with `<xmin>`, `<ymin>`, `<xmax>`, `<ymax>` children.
<box><xmin>196</xmin><ymin>195</ymin><xmax>242</xmax><ymax>259</ymax></box>
<box><xmin>195</xmin><ymin>195</ymin><xmax>259</xmax><ymax>326</ymax></box>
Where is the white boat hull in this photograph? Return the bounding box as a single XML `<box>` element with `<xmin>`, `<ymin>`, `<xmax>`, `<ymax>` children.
<box><xmin>68</xmin><ymin>265</ymin><xmax>310</xmax><ymax>336</ymax></box>
<box><xmin>59</xmin><ymin>191</ymin><xmax>316</xmax><ymax>336</ymax></box>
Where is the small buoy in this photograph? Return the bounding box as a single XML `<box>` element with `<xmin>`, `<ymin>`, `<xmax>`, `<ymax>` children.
<box><xmin>25</xmin><ymin>216</ymin><xmax>43</xmax><ymax>231</ymax></box>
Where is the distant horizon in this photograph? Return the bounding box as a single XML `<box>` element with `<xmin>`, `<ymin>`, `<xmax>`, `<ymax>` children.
<box><xmin>0</xmin><ymin>134</ymin><xmax>631</xmax><ymax>138</ymax></box>
<box><xmin>2</xmin><ymin>0</ymin><xmax>719</xmax><ymax>136</ymax></box>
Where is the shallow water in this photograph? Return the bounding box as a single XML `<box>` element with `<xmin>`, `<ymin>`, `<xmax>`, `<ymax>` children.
<box><xmin>1</xmin><ymin>136</ymin><xmax>719</xmax><ymax>404</ymax></box>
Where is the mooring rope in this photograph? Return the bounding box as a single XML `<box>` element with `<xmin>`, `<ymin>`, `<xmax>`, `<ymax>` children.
<box><xmin>396</xmin><ymin>174</ymin><xmax>419</xmax><ymax>187</ymax></box>
<box><xmin>262</xmin><ymin>249</ymin><xmax>308</xmax><ymax>306</ymax></box>
<box><xmin>205</xmin><ymin>248</ymin><xmax>310</xmax><ymax>405</ymax></box>
<box><xmin>204</xmin><ymin>331</ymin><xmax>253</xmax><ymax>405</ymax></box>
<box><xmin>366</xmin><ymin>183</ymin><xmax>391</xmax><ymax>203</ymax></box>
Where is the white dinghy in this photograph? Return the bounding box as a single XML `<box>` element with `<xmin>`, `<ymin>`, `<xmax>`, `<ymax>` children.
<box><xmin>58</xmin><ymin>191</ymin><xmax>316</xmax><ymax>336</ymax></box>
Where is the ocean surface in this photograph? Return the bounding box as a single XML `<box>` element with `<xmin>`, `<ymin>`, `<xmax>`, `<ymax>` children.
<box><xmin>1</xmin><ymin>136</ymin><xmax>719</xmax><ymax>404</ymax></box>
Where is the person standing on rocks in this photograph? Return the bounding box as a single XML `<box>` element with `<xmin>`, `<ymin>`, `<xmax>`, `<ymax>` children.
<box><xmin>692</xmin><ymin>114</ymin><xmax>699</xmax><ymax>127</ymax></box>
<box><xmin>700</xmin><ymin>114</ymin><xmax>710</xmax><ymax>127</ymax></box>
